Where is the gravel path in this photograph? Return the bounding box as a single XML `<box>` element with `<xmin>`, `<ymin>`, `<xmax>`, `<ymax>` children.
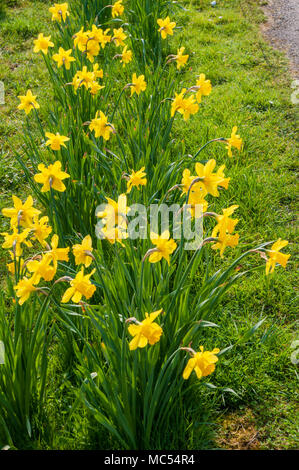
<box><xmin>262</xmin><ymin>0</ymin><xmax>299</xmax><ymax>77</ymax></box>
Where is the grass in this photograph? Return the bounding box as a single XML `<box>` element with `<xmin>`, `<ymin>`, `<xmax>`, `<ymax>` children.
<box><xmin>0</xmin><ymin>0</ymin><xmax>298</xmax><ymax>449</ymax></box>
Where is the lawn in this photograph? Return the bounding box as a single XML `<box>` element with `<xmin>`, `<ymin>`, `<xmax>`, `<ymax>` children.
<box><xmin>0</xmin><ymin>0</ymin><xmax>298</xmax><ymax>450</ymax></box>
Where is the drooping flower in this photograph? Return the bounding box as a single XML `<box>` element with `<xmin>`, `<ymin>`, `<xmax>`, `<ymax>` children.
<box><xmin>195</xmin><ymin>74</ymin><xmax>212</xmax><ymax>103</ymax></box>
<box><xmin>14</xmin><ymin>277</ymin><xmax>37</xmax><ymax>305</ymax></box>
<box><xmin>175</xmin><ymin>47</ymin><xmax>189</xmax><ymax>70</ymax></box>
<box><xmin>2</xmin><ymin>195</ymin><xmax>40</xmax><ymax>229</ymax></box>
<box><xmin>195</xmin><ymin>159</ymin><xmax>230</xmax><ymax>197</ymax></box>
<box><xmin>265</xmin><ymin>239</ymin><xmax>290</xmax><ymax>275</ymax></box>
<box><xmin>225</xmin><ymin>126</ymin><xmax>243</xmax><ymax>157</ymax></box>
<box><xmin>45</xmin><ymin>132</ymin><xmax>70</xmax><ymax>151</ymax></box>
<box><xmin>183</xmin><ymin>346</ymin><xmax>219</xmax><ymax>380</ymax></box>
<box><xmin>149</xmin><ymin>231</ymin><xmax>177</xmax><ymax>264</ymax></box>
<box><xmin>126</xmin><ymin>167</ymin><xmax>147</xmax><ymax>193</ymax></box>
<box><xmin>89</xmin><ymin>111</ymin><xmax>115</xmax><ymax>141</ymax></box>
<box><xmin>72</xmin><ymin>235</ymin><xmax>93</xmax><ymax>268</ymax></box>
<box><xmin>17</xmin><ymin>90</ymin><xmax>40</xmax><ymax>115</ymax></box>
<box><xmin>34</xmin><ymin>161</ymin><xmax>70</xmax><ymax>192</ymax></box>
<box><xmin>130</xmin><ymin>73</ymin><xmax>147</xmax><ymax>96</ymax></box>
<box><xmin>112</xmin><ymin>0</ymin><xmax>124</xmax><ymax>18</ymax></box>
<box><xmin>52</xmin><ymin>47</ymin><xmax>75</xmax><ymax>69</ymax></box>
<box><xmin>61</xmin><ymin>267</ymin><xmax>96</xmax><ymax>303</ymax></box>
<box><xmin>49</xmin><ymin>3</ymin><xmax>69</xmax><ymax>22</ymax></box>
<box><xmin>33</xmin><ymin>33</ymin><xmax>54</xmax><ymax>54</ymax></box>
<box><xmin>120</xmin><ymin>45</ymin><xmax>132</xmax><ymax>66</ymax></box>
<box><xmin>128</xmin><ymin>310</ymin><xmax>163</xmax><ymax>350</ymax></box>
<box><xmin>157</xmin><ymin>17</ymin><xmax>176</xmax><ymax>39</ymax></box>
<box><xmin>112</xmin><ymin>27</ymin><xmax>127</xmax><ymax>47</ymax></box>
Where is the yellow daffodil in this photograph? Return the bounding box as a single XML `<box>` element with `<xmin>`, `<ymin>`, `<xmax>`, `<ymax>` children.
<box><xmin>46</xmin><ymin>234</ymin><xmax>70</xmax><ymax>268</ymax></box>
<box><xmin>89</xmin><ymin>111</ymin><xmax>114</xmax><ymax>141</ymax></box>
<box><xmin>112</xmin><ymin>27</ymin><xmax>126</xmax><ymax>47</ymax></box>
<box><xmin>212</xmin><ymin>205</ymin><xmax>239</xmax><ymax>238</ymax></box>
<box><xmin>186</xmin><ymin>190</ymin><xmax>208</xmax><ymax>218</ymax></box>
<box><xmin>112</xmin><ymin>0</ymin><xmax>124</xmax><ymax>18</ymax></box>
<box><xmin>49</xmin><ymin>3</ymin><xmax>69</xmax><ymax>22</ymax></box>
<box><xmin>195</xmin><ymin>74</ymin><xmax>212</xmax><ymax>103</ymax></box>
<box><xmin>183</xmin><ymin>346</ymin><xmax>219</xmax><ymax>380</ymax></box>
<box><xmin>14</xmin><ymin>277</ymin><xmax>37</xmax><ymax>305</ymax></box>
<box><xmin>33</xmin><ymin>33</ymin><xmax>54</xmax><ymax>54</ymax></box>
<box><xmin>149</xmin><ymin>231</ymin><xmax>177</xmax><ymax>264</ymax></box>
<box><xmin>30</xmin><ymin>216</ymin><xmax>52</xmax><ymax>246</ymax></box>
<box><xmin>195</xmin><ymin>159</ymin><xmax>230</xmax><ymax>197</ymax></box>
<box><xmin>34</xmin><ymin>161</ymin><xmax>70</xmax><ymax>192</ymax></box>
<box><xmin>120</xmin><ymin>45</ymin><xmax>132</xmax><ymax>66</ymax></box>
<box><xmin>130</xmin><ymin>73</ymin><xmax>147</xmax><ymax>96</ymax></box>
<box><xmin>89</xmin><ymin>81</ymin><xmax>105</xmax><ymax>95</ymax></box>
<box><xmin>265</xmin><ymin>239</ymin><xmax>290</xmax><ymax>275</ymax></box>
<box><xmin>225</xmin><ymin>126</ymin><xmax>243</xmax><ymax>157</ymax></box>
<box><xmin>171</xmin><ymin>88</ymin><xmax>199</xmax><ymax>121</ymax></box>
<box><xmin>2</xmin><ymin>195</ymin><xmax>40</xmax><ymax>229</ymax></box>
<box><xmin>73</xmin><ymin>27</ymin><xmax>88</xmax><ymax>51</ymax></box>
<box><xmin>1</xmin><ymin>227</ymin><xmax>32</xmax><ymax>257</ymax></box>
<box><xmin>126</xmin><ymin>167</ymin><xmax>147</xmax><ymax>193</ymax></box>
<box><xmin>211</xmin><ymin>232</ymin><xmax>239</xmax><ymax>257</ymax></box>
<box><xmin>175</xmin><ymin>47</ymin><xmax>189</xmax><ymax>70</ymax></box>
<box><xmin>93</xmin><ymin>64</ymin><xmax>104</xmax><ymax>79</ymax></box>
<box><xmin>97</xmin><ymin>194</ymin><xmax>130</xmax><ymax>228</ymax></box>
<box><xmin>52</xmin><ymin>47</ymin><xmax>75</xmax><ymax>69</ymax></box>
<box><xmin>61</xmin><ymin>267</ymin><xmax>96</xmax><ymax>303</ymax></box>
<box><xmin>27</xmin><ymin>253</ymin><xmax>56</xmax><ymax>284</ymax></box>
<box><xmin>72</xmin><ymin>67</ymin><xmax>95</xmax><ymax>91</ymax></box>
<box><xmin>157</xmin><ymin>17</ymin><xmax>176</xmax><ymax>39</ymax></box>
<box><xmin>45</xmin><ymin>132</ymin><xmax>70</xmax><ymax>151</ymax></box>
<box><xmin>128</xmin><ymin>310</ymin><xmax>163</xmax><ymax>350</ymax></box>
<box><xmin>17</xmin><ymin>90</ymin><xmax>40</xmax><ymax>115</ymax></box>
<box><xmin>72</xmin><ymin>235</ymin><xmax>93</xmax><ymax>268</ymax></box>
